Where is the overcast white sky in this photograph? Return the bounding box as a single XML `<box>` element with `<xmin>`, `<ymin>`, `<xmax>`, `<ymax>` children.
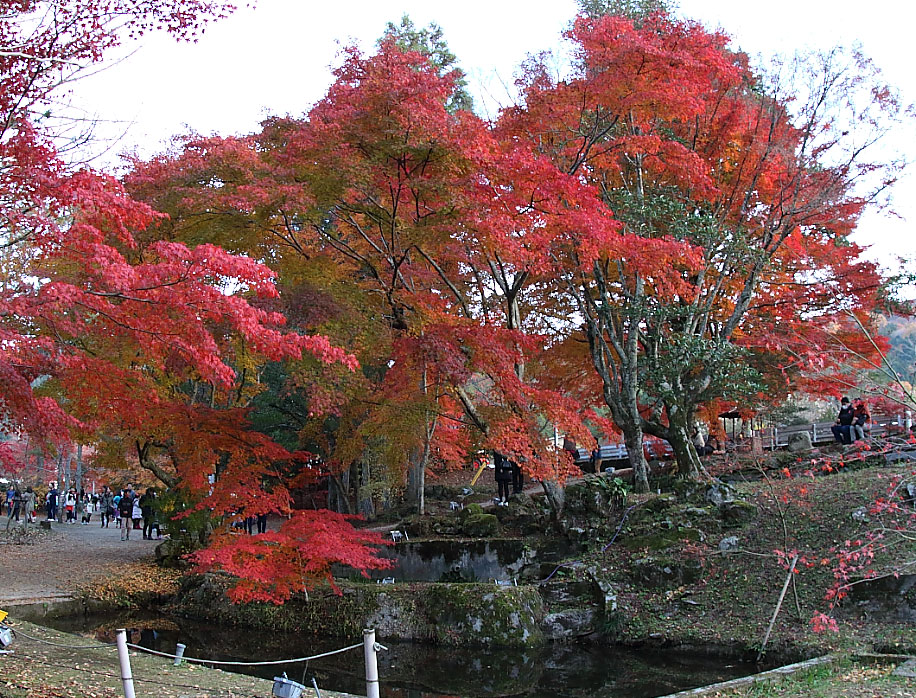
<box><xmin>69</xmin><ymin>0</ymin><xmax>916</xmax><ymax>271</ymax></box>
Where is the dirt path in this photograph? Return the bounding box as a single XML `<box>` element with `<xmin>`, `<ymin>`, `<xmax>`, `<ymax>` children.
<box><xmin>0</xmin><ymin>519</ymin><xmax>160</xmax><ymax>606</ymax></box>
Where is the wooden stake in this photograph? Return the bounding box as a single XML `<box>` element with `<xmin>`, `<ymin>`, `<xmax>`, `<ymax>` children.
<box><xmin>758</xmin><ymin>554</ymin><xmax>798</xmax><ymax>661</ymax></box>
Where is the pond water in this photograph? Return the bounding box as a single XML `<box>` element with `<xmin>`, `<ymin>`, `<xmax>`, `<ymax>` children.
<box><xmin>42</xmin><ymin>613</ymin><xmax>773</xmax><ymax>698</ymax></box>
<box><xmin>342</xmin><ymin>538</ymin><xmax>576</xmax><ymax>583</ymax></box>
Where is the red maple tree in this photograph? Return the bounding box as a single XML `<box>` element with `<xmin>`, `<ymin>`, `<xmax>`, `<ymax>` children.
<box><xmin>0</xmin><ymin>0</ymin><xmax>391</xmax><ymax>602</ymax></box>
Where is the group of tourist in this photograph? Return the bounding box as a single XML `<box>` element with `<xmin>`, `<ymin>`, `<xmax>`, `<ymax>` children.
<box><xmin>3</xmin><ymin>480</ymin><xmax>163</xmax><ymax>541</ymax></box>
<box><xmin>108</xmin><ymin>486</ymin><xmax>162</xmax><ymax>541</ymax></box>
<box><xmin>831</xmin><ymin>396</ymin><xmax>871</xmax><ymax>445</ymax></box>
<box><xmin>3</xmin><ymin>485</ymin><xmax>36</xmax><ymax>523</ymax></box>
<box><xmin>235</xmin><ymin>512</ymin><xmax>269</xmax><ymax>535</ymax></box>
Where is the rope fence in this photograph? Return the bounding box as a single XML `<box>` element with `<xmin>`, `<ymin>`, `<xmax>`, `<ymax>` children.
<box><xmin>13</xmin><ymin>626</ymin><xmax>113</xmax><ymax>650</ymax></box>
<box><xmin>125</xmin><ymin>640</ymin><xmax>364</xmax><ymax>666</ymax></box>
<box><xmin>3</xmin><ymin>621</ymin><xmax>386</xmax><ymax>698</ymax></box>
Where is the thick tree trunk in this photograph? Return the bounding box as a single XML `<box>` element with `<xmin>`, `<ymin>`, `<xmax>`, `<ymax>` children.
<box><xmin>621</xmin><ymin>425</ymin><xmax>650</xmax><ymax>493</ymax></box>
<box><xmin>668</xmin><ymin>423</ymin><xmax>702</xmax><ymax>480</ymax></box>
<box><xmin>663</xmin><ymin>403</ymin><xmax>703</xmax><ymax>480</ymax></box>
<box><xmin>406</xmin><ymin>439</ymin><xmax>431</xmax><ymax>516</ymax></box>
<box><xmin>541</xmin><ymin>479</ymin><xmax>566</xmax><ymax>529</ymax></box>
<box><xmin>328</xmin><ymin>471</ymin><xmax>352</xmax><ymax>514</ymax></box>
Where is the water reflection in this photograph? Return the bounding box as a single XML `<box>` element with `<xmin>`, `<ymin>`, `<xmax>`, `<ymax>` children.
<box><xmin>43</xmin><ymin>613</ymin><xmax>767</xmax><ymax>698</ymax></box>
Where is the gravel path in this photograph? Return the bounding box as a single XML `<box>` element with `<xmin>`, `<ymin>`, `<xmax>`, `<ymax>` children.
<box><xmin>0</xmin><ymin>519</ymin><xmax>160</xmax><ymax>606</ymax></box>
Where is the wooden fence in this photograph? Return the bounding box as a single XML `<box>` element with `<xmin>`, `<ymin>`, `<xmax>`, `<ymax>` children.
<box><xmin>571</xmin><ymin>411</ymin><xmax>914</xmax><ymax>465</ymax></box>
<box><xmin>759</xmin><ymin>412</ymin><xmax>913</xmax><ymax>449</ymax></box>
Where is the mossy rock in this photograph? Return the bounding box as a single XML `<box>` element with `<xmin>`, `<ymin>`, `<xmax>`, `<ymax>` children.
<box><xmin>563</xmin><ymin>476</ymin><xmax>618</xmax><ymax>518</ymax></box>
<box><xmin>719</xmin><ymin>500</ymin><xmax>758</xmax><ymax>527</ymax></box>
<box><xmin>462</xmin><ymin>512</ymin><xmax>499</xmax><ymax>537</ymax></box>
<box><xmin>172</xmin><ymin>576</ymin><xmax>550</xmax><ymax>647</ymax></box>
<box><xmin>622</xmin><ymin>526</ymin><xmax>702</xmax><ymax>552</ymax></box>
<box><xmin>642</xmin><ymin>493</ymin><xmax>678</xmax><ymax>514</ymax></box>
<box><xmin>425</xmin><ymin>583</ymin><xmax>546</xmax><ymax>647</ymax></box>
<box><xmin>154</xmin><ymin>537</ymin><xmax>194</xmax><ymax>569</ymax></box>
<box><xmin>459</xmin><ymin>503</ymin><xmax>485</xmax><ymax>521</ymax></box>
<box><xmin>631</xmin><ymin>556</ymin><xmax>702</xmax><ymax>588</ymax></box>
<box><xmin>540</xmin><ymin>607</ymin><xmax>598</xmax><ymax>640</ymax></box>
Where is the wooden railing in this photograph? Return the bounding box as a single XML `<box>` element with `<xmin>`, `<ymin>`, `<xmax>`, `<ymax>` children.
<box><xmin>570</xmin><ymin>411</ymin><xmax>913</xmax><ymax>463</ymax></box>
<box><xmin>760</xmin><ymin>412</ymin><xmax>913</xmax><ymax>449</ymax></box>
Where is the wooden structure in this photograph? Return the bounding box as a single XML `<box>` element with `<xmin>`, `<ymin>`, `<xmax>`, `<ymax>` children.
<box><xmin>568</xmin><ymin>410</ymin><xmax>913</xmax><ymax>466</ymax></box>
<box><xmin>758</xmin><ymin>412</ymin><xmax>913</xmax><ymax>449</ymax></box>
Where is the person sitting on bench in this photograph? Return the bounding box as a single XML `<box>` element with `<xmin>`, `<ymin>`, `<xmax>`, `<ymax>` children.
<box><xmin>852</xmin><ymin>397</ymin><xmax>871</xmax><ymax>441</ymax></box>
<box><xmin>831</xmin><ymin>397</ymin><xmax>854</xmax><ymax>445</ymax></box>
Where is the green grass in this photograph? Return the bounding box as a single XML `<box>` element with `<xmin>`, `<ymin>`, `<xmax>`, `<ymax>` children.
<box><xmin>707</xmin><ymin>658</ymin><xmax>915</xmax><ymax>697</ymax></box>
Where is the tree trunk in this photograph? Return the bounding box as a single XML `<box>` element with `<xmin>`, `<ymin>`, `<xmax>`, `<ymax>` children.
<box><xmin>75</xmin><ymin>444</ymin><xmax>83</xmax><ymax>493</ymax></box>
<box><xmin>621</xmin><ymin>425</ymin><xmax>650</xmax><ymax>493</ymax></box>
<box><xmin>328</xmin><ymin>472</ymin><xmax>352</xmax><ymax>514</ymax></box>
<box><xmin>541</xmin><ymin>479</ymin><xmax>566</xmax><ymax>530</ymax></box>
<box><xmin>667</xmin><ymin>422</ymin><xmax>702</xmax><ymax>480</ymax></box>
<box><xmin>662</xmin><ymin>402</ymin><xmax>703</xmax><ymax>480</ymax></box>
<box><xmin>357</xmin><ymin>460</ymin><xmax>375</xmax><ymax>520</ymax></box>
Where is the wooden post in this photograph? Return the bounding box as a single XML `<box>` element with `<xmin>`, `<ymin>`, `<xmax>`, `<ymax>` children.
<box><xmin>758</xmin><ymin>555</ymin><xmax>798</xmax><ymax>661</ymax></box>
<box><xmin>115</xmin><ymin>629</ymin><xmax>136</xmax><ymax>698</ymax></box>
<box><xmin>363</xmin><ymin>628</ymin><xmax>380</xmax><ymax>698</ymax></box>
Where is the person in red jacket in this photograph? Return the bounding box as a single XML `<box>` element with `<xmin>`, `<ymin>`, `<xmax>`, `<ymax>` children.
<box><xmin>852</xmin><ymin>397</ymin><xmax>871</xmax><ymax>441</ymax></box>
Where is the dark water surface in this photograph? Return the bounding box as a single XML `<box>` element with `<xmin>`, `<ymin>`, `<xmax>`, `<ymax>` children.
<box><xmin>42</xmin><ymin>613</ymin><xmax>770</xmax><ymax>698</ymax></box>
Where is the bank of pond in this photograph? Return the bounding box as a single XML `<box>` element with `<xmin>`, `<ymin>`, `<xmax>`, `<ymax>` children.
<box><xmin>38</xmin><ymin>611</ymin><xmax>774</xmax><ymax>698</ymax></box>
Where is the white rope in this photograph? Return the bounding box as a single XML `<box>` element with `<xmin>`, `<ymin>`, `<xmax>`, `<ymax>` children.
<box><xmin>13</xmin><ymin>628</ymin><xmax>112</xmax><ymax>650</ymax></box>
<box><xmin>12</xmin><ymin>623</ymin><xmax>367</xmax><ymax>666</ymax></box>
<box><xmin>124</xmin><ymin>641</ymin><xmax>365</xmax><ymax>666</ymax></box>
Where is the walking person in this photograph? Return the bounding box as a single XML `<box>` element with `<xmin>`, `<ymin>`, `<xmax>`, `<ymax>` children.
<box><xmin>7</xmin><ymin>487</ymin><xmax>21</xmax><ymax>522</ymax></box>
<box><xmin>131</xmin><ymin>493</ymin><xmax>142</xmax><ymax>531</ymax></box>
<box><xmin>119</xmin><ymin>487</ymin><xmax>134</xmax><ymax>540</ymax></box>
<box><xmin>46</xmin><ymin>482</ymin><xmax>58</xmax><ymax>522</ymax></box>
<box><xmin>510</xmin><ymin>458</ymin><xmax>524</xmax><ymax>495</ymax></box>
<box><xmin>113</xmin><ymin>490</ymin><xmax>122</xmax><ymax>528</ymax></box>
<box><xmin>81</xmin><ymin>492</ymin><xmax>93</xmax><ymax>524</ymax></box>
<box><xmin>98</xmin><ymin>486</ymin><xmax>114</xmax><ymax>528</ymax></box>
<box><xmin>493</xmin><ymin>451</ymin><xmax>513</xmax><ymax>506</ymax></box>
<box><xmin>150</xmin><ymin>506</ymin><xmax>163</xmax><ymax>539</ymax></box>
<box><xmin>4</xmin><ymin>487</ymin><xmax>22</xmax><ymax>532</ymax></box>
<box><xmin>256</xmin><ymin>512</ymin><xmax>268</xmax><ymax>534</ymax></box>
<box><xmin>22</xmin><ymin>487</ymin><xmax>36</xmax><ymax>525</ymax></box>
<box><xmin>4</xmin><ymin>484</ymin><xmax>13</xmax><ymax>516</ymax></box>
<box><xmin>64</xmin><ymin>488</ymin><xmax>77</xmax><ymax>523</ymax></box>
<box><xmin>140</xmin><ymin>489</ymin><xmax>157</xmax><ymax>540</ymax></box>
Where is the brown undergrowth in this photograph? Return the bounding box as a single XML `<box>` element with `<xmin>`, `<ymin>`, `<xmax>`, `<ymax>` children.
<box><xmin>74</xmin><ymin>559</ymin><xmax>181</xmax><ymax>609</ymax></box>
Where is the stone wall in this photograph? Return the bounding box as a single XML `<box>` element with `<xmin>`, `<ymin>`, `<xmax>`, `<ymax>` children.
<box><xmin>169</xmin><ymin>574</ymin><xmax>550</xmax><ymax>647</ymax></box>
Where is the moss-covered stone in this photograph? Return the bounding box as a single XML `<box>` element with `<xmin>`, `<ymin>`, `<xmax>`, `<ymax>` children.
<box><xmin>170</xmin><ymin>574</ymin><xmax>546</xmax><ymax>647</ymax></box>
<box><xmin>425</xmin><ymin>583</ymin><xmax>545</xmax><ymax>647</ymax></box>
<box><xmin>642</xmin><ymin>493</ymin><xmax>678</xmax><ymax>514</ymax></box>
<box><xmin>622</xmin><ymin>526</ymin><xmax>702</xmax><ymax>551</ymax></box>
<box><xmin>631</xmin><ymin>556</ymin><xmax>702</xmax><ymax>588</ymax></box>
<box><xmin>461</xmin><ymin>512</ymin><xmax>499</xmax><ymax>537</ymax></box>
<box><xmin>720</xmin><ymin>500</ymin><xmax>758</xmax><ymax>527</ymax></box>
